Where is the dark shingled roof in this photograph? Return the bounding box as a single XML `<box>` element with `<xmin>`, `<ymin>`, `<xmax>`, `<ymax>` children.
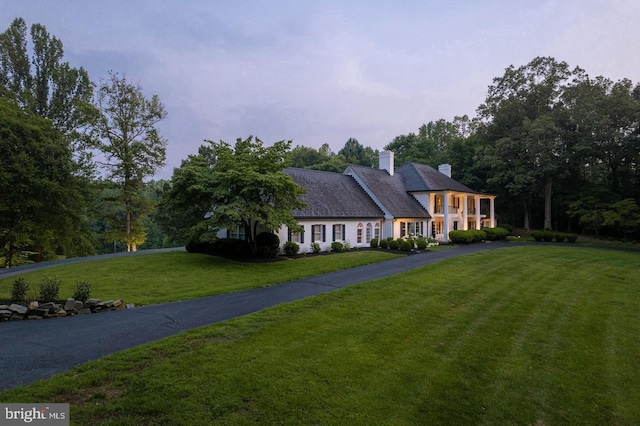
<box><xmin>396</xmin><ymin>162</ymin><xmax>478</xmax><ymax>193</ymax></box>
<box><xmin>346</xmin><ymin>165</ymin><xmax>430</xmax><ymax>218</ymax></box>
<box><xmin>284</xmin><ymin>168</ymin><xmax>384</xmax><ymax>218</ymax></box>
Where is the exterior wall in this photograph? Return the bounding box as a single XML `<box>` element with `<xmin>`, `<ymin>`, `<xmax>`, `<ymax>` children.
<box><xmin>279</xmin><ymin>218</ymin><xmax>384</xmax><ymax>253</ymax></box>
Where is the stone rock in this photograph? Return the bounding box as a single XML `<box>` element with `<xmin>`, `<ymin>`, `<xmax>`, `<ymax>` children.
<box><xmin>10</xmin><ymin>313</ymin><xmax>24</xmax><ymax>320</ymax></box>
<box><xmin>83</xmin><ymin>301</ymin><xmax>91</xmax><ymax>309</ymax></box>
<box><xmin>64</xmin><ymin>298</ymin><xmax>76</xmax><ymax>311</ymax></box>
<box><xmin>75</xmin><ymin>301</ymin><xmax>84</xmax><ymax>309</ymax></box>
<box><xmin>100</xmin><ymin>300</ymin><xmax>114</xmax><ymax>308</ymax></box>
<box><xmin>89</xmin><ymin>298</ymin><xmax>100</xmax><ymax>305</ymax></box>
<box><xmin>125</xmin><ymin>303</ymin><xmax>135</xmax><ymax>309</ymax></box>
<box><xmin>0</xmin><ymin>304</ymin><xmax>8</xmax><ymax>310</ymax></box>
<box><xmin>0</xmin><ymin>309</ymin><xmax>12</xmax><ymax>318</ymax></box>
<box><xmin>29</xmin><ymin>301</ymin><xmax>39</xmax><ymax>310</ymax></box>
<box><xmin>76</xmin><ymin>308</ymin><xmax>91</xmax><ymax>315</ymax></box>
<box><xmin>113</xmin><ymin>300</ymin><xmax>125</xmax><ymax>310</ymax></box>
<box><xmin>39</xmin><ymin>302</ymin><xmax>56</xmax><ymax>311</ymax></box>
<box><xmin>9</xmin><ymin>304</ymin><xmax>28</xmax><ymax>315</ymax></box>
<box><xmin>55</xmin><ymin>308</ymin><xmax>66</xmax><ymax>317</ymax></box>
<box><xmin>32</xmin><ymin>309</ymin><xmax>48</xmax><ymax>317</ymax></box>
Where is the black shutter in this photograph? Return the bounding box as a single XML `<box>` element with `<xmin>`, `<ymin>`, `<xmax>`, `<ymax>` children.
<box><xmin>342</xmin><ymin>225</ymin><xmax>346</xmax><ymax>240</ymax></box>
<box><xmin>332</xmin><ymin>225</ymin><xmax>336</xmax><ymax>241</ymax></box>
<box><xmin>288</xmin><ymin>227</ymin><xmax>292</xmax><ymax>242</ymax></box>
<box><xmin>322</xmin><ymin>225</ymin><xmax>326</xmax><ymax>242</ymax></box>
<box><xmin>300</xmin><ymin>225</ymin><xmax>304</xmax><ymax>244</ymax></box>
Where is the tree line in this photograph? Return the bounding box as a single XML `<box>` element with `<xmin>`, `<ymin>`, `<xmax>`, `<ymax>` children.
<box><xmin>2</xmin><ymin>17</ymin><xmax>639</xmax><ymax>267</ymax></box>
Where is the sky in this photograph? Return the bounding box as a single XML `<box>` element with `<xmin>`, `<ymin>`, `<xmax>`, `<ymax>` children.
<box><xmin>2</xmin><ymin>0</ymin><xmax>640</xmax><ymax>179</ymax></box>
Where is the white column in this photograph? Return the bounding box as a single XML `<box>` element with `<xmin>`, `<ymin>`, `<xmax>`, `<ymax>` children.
<box><xmin>475</xmin><ymin>197</ymin><xmax>481</xmax><ymax>230</ymax></box>
<box><xmin>490</xmin><ymin>197</ymin><xmax>495</xmax><ymax>228</ymax></box>
<box><xmin>463</xmin><ymin>195</ymin><xmax>468</xmax><ymax>230</ymax></box>
<box><xmin>443</xmin><ymin>192</ymin><xmax>449</xmax><ymax>241</ymax></box>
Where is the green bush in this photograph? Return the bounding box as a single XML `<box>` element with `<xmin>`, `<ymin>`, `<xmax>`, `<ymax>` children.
<box><xmin>554</xmin><ymin>233</ymin><xmax>567</xmax><ymax>242</ymax></box>
<box><xmin>283</xmin><ymin>241</ymin><xmax>300</xmax><ymax>256</ymax></box>
<box><xmin>256</xmin><ymin>232</ymin><xmax>280</xmax><ymax>258</ymax></box>
<box><xmin>542</xmin><ymin>231</ymin><xmax>554</xmax><ymax>242</ymax></box>
<box><xmin>498</xmin><ymin>224</ymin><xmax>514</xmax><ymax>233</ymax></box>
<box><xmin>449</xmin><ymin>229</ymin><xmax>487</xmax><ymax>244</ymax></box>
<box><xmin>73</xmin><ymin>281</ymin><xmax>92</xmax><ymax>302</ymax></box>
<box><xmin>39</xmin><ymin>278</ymin><xmax>60</xmax><ymax>302</ymax></box>
<box><xmin>531</xmin><ymin>231</ymin><xmax>545</xmax><ymax>242</ymax></box>
<box><xmin>566</xmin><ymin>234</ymin><xmax>578</xmax><ymax>243</ymax></box>
<box><xmin>483</xmin><ymin>227</ymin><xmax>510</xmax><ymax>241</ymax></box>
<box><xmin>311</xmin><ymin>242</ymin><xmax>321</xmax><ymax>254</ymax></box>
<box><xmin>370</xmin><ymin>238</ymin><xmax>379</xmax><ymax>248</ymax></box>
<box><xmin>380</xmin><ymin>239</ymin><xmax>389</xmax><ymax>249</ymax></box>
<box><xmin>388</xmin><ymin>240</ymin><xmax>400</xmax><ymax>250</ymax></box>
<box><xmin>416</xmin><ymin>237</ymin><xmax>428</xmax><ymax>250</ymax></box>
<box><xmin>331</xmin><ymin>241</ymin><xmax>345</xmax><ymax>253</ymax></box>
<box><xmin>400</xmin><ymin>240</ymin><xmax>412</xmax><ymax>252</ymax></box>
<box><xmin>11</xmin><ymin>277</ymin><xmax>28</xmax><ymax>302</ymax></box>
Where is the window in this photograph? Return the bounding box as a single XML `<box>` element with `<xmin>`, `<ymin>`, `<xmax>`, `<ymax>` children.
<box><xmin>289</xmin><ymin>225</ymin><xmax>304</xmax><ymax>243</ymax></box>
<box><xmin>408</xmin><ymin>222</ymin><xmax>416</xmax><ymax>235</ymax></box>
<box><xmin>400</xmin><ymin>221</ymin><xmax>406</xmax><ymax>237</ymax></box>
<box><xmin>229</xmin><ymin>224</ymin><xmax>246</xmax><ymax>240</ymax></box>
<box><xmin>312</xmin><ymin>224</ymin><xmax>326</xmax><ymax>242</ymax></box>
<box><xmin>356</xmin><ymin>223</ymin><xmax>363</xmax><ymax>244</ymax></box>
<box><xmin>333</xmin><ymin>224</ymin><xmax>345</xmax><ymax>241</ymax></box>
<box><xmin>366</xmin><ymin>223</ymin><xmax>372</xmax><ymax>243</ymax></box>
<box><xmin>435</xmin><ymin>195</ymin><xmax>444</xmax><ymax>214</ymax></box>
<box><xmin>374</xmin><ymin>223</ymin><xmax>380</xmax><ymax>240</ymax></box>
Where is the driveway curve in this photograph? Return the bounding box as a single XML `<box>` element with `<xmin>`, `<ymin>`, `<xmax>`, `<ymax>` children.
<box><xmin>1</xmin><ymin>242</ymin><xmax>517</xmax><ymax>392</ymax></box>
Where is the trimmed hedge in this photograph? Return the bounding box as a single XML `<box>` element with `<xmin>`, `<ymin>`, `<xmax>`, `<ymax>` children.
<box><xmin>370</xmin><ymin>238</ymin><xmax>379</xmax><ymax>248</ymax></box>
<box><xmin>380</xmin><ymin>239</ymin><xmax>389</xmax><ymax>249</ymax></box>
<box><xmin>283</xmin><ymin>241</ymin><xmax>300</xmax><ymax>256</ymax></box>
<box><xmin>388</xmin><ymin>240</ymin><xmax>400</xmax><ymax>250</ymax></box>
<box><xmin>256</xmin><ymin>232</ymin><xmax>280</xmax><ymax>258</ymax></box>
<box><xmin>449</xmin><ymin>229</ymin><xmax>487</xmax><ymax>244</ymax></box>
<box><xmin>483</xmin><ymin>227</ymin><xmax>510</xmax><ymax>241</ymax></box>
<box><xmin>531</xmin><ymin>230</ymin><xmax>578</xmax><ymax>243</ymax></box>
<box><xmin>331</xmin><ymin>241</ymin><xmax>345</xmax><ymax>253</ymax></box>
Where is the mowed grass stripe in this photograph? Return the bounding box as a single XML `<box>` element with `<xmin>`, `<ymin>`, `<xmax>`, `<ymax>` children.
<box><xmin>1</xmin><ymin>246</ymin><xmax>638</xmax><ymax>425</ymax></box>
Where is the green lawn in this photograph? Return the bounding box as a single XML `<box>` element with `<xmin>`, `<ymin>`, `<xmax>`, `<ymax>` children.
<box><xmin>1</xmin><ymin>245</ymin><xmax>639</xmax><ymax>425</ymax></box>
<box><xmin>0</xmin><ymin>251</ymin><xmax>401</xmax><ymax>305</ymax></box>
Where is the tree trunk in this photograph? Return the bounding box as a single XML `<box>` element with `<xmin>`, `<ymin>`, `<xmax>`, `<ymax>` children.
<box><xmin>126</xmin><ymin>199</ymin><xmax>132</xmax><ymax>252</ymax></box>
<box><xmin>544</xmin><ymin>177</ymin><xmax>552</xmax><ymax>230</ymax></box>
<box><xmin>523</xmin><ymin>200</ymin><xmax>530</xmax><ymax>230</ymax></box>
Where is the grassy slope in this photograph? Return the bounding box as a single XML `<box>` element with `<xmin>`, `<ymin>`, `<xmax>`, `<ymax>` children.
<box><xmin>0</xmin><ymin>251</ymin><xmax>401</xmax><ymax>305</ymax></box>
<box><xmin>1</xmin><ymin>245</ymin><xmax>639</xmax><ymax>425</ymax></box>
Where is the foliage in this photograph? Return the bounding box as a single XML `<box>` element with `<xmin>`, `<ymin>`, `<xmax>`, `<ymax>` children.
<box><xmin>388</xmin><ymin>240</ymin><xmax>400</xmax><ymax>250</ymax></box>
<box><xmin>92</xmin><ymin>72</ymin><xmax>167</xmax><ymax>252</ymax></box>
<box><xmin>566</xmin><ymin>234</ymin><xmax>578</xmax><ymax>243</ymax></box>
<box><xmin>283</xmin><ymin>241</ymin><xmax>300</xmax><ymax>256</ymax></box>
<box><xmin>72</xmin><ymin>281</ymin><xmax>91</xmax><ymax>302</ymax></box>
<box><xmin>400</xmin><ymin>240</ymin><xmax>412</xmax><ymax>251</ymax></box>
<box><xmin>256</xmin><ymin>232</ymin><xmax>280</xmax><ymax>258</ymax></box>
<box><xmin>11</xmin><ymin>277</ymin><xmax>28</xmax><ymax>302</ymax></box>
<box><xmin>331</xmin><ymin>242</ymin><xmax>345</xmax><ymax>253</ymax></box>
<box><xmin>0</xmin><ymin>18</ymin><xmax>96</xmax><ymax>172</ymax></box>
<box><xmin>482</xmin><ymin>227</ymin><xmax>510</xmax><ymax>241</ymax></box>
<box><xmin>370</xmin><ymin>238</ymin><xmax>379</xmax><ymax>248</ymax></box>
<box><xmin>601</xmin><ymin>198</ymin><xmax>640</xmax><ymax>240</ymax></box>
<box><xmin>380</xmin><ymin>239</ymin><xmax>389</xmax><ymax>249</ymax></box>
<box><xmin>415</xmin><ymin>237</ymin><xmax>428</xmax><ymax>250</ymax></box>
<box><xmin>449</xmin><ymin>229</ymin><xmax>487</xmax><ymax>244</ymax></box>
<box><xmin>0</xmin><ymin>98</ymin><xmax>93</xmax><ymax>267</ymax></box>
<box><xmin>311</xmin><ymin>242</ymin><xmax>321</xmax><ymax>254</ymax></box>
<box><xmin>554</xmin><ymin>233</ymin><xmax>567</xmax><ymax>242</ymax></box>
<box><xmin>198</xmin><ymin>136</ymin><xmax>307</xmax><ymax>256</ymax></box>
<box><xmin>211</xmin><ymin>238</ymin><xmax>252</xmax><ymax>258</ymax></box>
<box><xmin>38</xmin><ymin>278</ymin><xmax>60</xmax><ymax>302</ymax></box>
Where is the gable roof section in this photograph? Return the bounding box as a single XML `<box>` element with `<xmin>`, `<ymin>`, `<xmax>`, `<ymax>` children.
<box><xmin>396</xmin><ymin>162</ymin><xmax>478</xmax><ymax>193</ymax></box>
<box><xmin>345</xmin><ymin>165</ymin><xmax>430</xmax><ymax>219</ymax></box>
<box><xmin>284</xmin><ymin>168</ymin><xmax>384</xmax><ymax>219</ymax></box>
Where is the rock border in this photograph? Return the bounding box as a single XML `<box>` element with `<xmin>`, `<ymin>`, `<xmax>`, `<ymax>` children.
<box><xmin>0</xmin><ymin>298</ymin><xmax>134</xmax><ymax>322</ymax></box>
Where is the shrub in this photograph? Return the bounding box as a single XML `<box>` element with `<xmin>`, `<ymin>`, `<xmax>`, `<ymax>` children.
<box><xmin>531</xmin><ymin>231</ymin><xmax>545</xmax><ymax>242</ymax></box>
<box><xmin>370</xmin><ymin>238</ymin><xmax>379</xmax><ymax>248</ymax></box>
<box><xmin>483</xmin><ymin>227</ymin><xmax>509</xmax><ymax>241</ymax></box>
<box><xmin>311</xmin><ymin>242</ymin><xmax>321</xmax><ymax>254</ymax></box>
<box><xmin>343</xmin><ymin>240</ymin><xmax>351</xmax><ymax>251</ymax></box>
<box><xmin>380</xmin><ymin>239</ymin><xmax>389</xmax><ymax>249</ymax></box>
<box><xmin>256</xmin><ymin>232</ymin><xmax>280</xmax><ymax>258</ymax></box>
<box><xmin>39</xmin><ymin>278</ymin><xmax>60</xmax><ymax>302</ymax></box>
<box><xmin>542</xmin><ymin>231</ymin><xmax>554</xmax><ymax>242</ymax></box>
<box><xmin>211</xmin><ymin>238</ymin><xmax>252</xmax><ymax>258</ymax></box>
<box><xmin>11</xmin><ymin>277</ymin><xmax>28</xmax><ymax>302</ymax></box>
<box><xmin>566</xmin><ymin>234</ymin><xmax>578</xmax><ymax>243</ymax></box>
<box><xmin>388</xmin><ymin>240</ymin><xmax>400</xmax><ymax>250</ymax></box>
<box><xmin>498</xmin><ymin>224</ymin><xmax>514</xmax><ymax>233</ymax></box>
<box><xmin>331</xmin><ymin>241</ymin><xmax>345</xmax><ymax>253</ymax></box>
<box><xmin>400</xmin><ymin>240</ymin><xmax>412</xmax><ymax>252</ymax></box>
<box><xmin>416</xmin><ymin>237</ymin><xmax>428</xmax><ymax>250</ymax></box>
<box><xmin>283</xmin><ymin>241</ymin><xmax>300</xmax><ymax>256</ymax></box>
<box><xmin>449</xmin><ymin>230</ymin><xmax>472</xmax><ymax>244</ymax></box>
<box><xmin>554</xmin><ymin>233</ymin><xmax>567</xmax><ymax>242</ymax></box>
<box><xmin>73</xmin><ymin>281</ymin><xmax>92</xmax><ymax>302</ymax></box>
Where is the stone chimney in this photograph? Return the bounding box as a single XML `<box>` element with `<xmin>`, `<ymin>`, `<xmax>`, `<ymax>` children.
<box><xmin>438</xmin><ymin>164</ymin><xmax>451</xmax><ymax>178</ymax></box>
<box><xmin>379</xmin><ymin>151</ymin><xmax>394</xmax><ymax>176</ymax></box>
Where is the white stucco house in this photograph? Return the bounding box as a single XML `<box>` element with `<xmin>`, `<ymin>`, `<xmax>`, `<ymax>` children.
<box><xmin>276</xmin><ymin>151</ymin><xmax>496</xmax><ymax>252</ymax></box>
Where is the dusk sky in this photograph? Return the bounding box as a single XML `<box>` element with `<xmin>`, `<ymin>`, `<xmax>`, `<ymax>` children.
<box><xmin>2</xmin><ymin>1</ymin><xmax>639</xmax><ymax>179</ymax></box>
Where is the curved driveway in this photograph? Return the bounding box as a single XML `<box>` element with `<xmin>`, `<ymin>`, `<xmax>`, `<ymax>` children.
<box><xmin>1</xmin><ymin>242</ymin><xmax>516</xmax><ymax>392</ymax></box>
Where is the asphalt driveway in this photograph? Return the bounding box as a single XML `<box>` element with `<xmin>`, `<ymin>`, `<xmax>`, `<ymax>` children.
<box><xmin>0</xmin><ymin>242</ymin><xmax>514</xmax><ymax>392</ymax></box>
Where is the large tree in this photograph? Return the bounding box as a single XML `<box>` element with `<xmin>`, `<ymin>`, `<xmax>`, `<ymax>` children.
<box><xmin>0</xmin><ymin>98</ymin><xmax>92</xmax><ymax>266</ymax></box>
<box><xmin>92</xmin><ymin>72</ymin><xmax>167</xmax><ymax>251</ymax></box>
<box><xmin>477</xmin><ymin>57</ymin><xmax>580</xmax><ymax>229</ymax></box>
<box><xmin>0</xmin><ymin>17</ymin><xmax>96</xmax><ymax>171</ymax></box>
<box><xmin>197</xmin><ymin>136</ymin><xmax>306</xmax><ymax>255</ymax></box>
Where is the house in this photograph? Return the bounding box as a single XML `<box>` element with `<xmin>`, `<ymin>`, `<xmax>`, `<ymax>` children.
<box><xmin>277</xmin><ymin>151</ymin><xmax>495</xmax><ymax>252</ymax></box>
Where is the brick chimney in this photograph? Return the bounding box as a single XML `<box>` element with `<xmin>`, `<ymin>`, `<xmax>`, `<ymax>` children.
<box><xmin>379</xmin><ymin>151</ymin><xmax>394</xmax><ymax>176</ymax></box>
<box><xmin>438</xmin><ymin>164</ymin><xmax>451</xmax><ymax>178</ymax></box>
